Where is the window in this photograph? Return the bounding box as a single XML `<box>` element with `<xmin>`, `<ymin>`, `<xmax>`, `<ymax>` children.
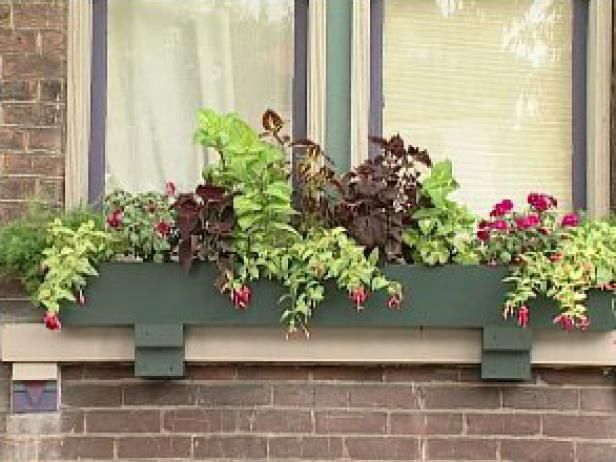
<box><xmin>66</xmin><ymin>1</ymin><xmax>610</xmax><ymax>213</ymax></box>
<box><xmin>371</xmin><ymin>0</ymin><xmax>587</xmax><ymax>214</ymax></box>
<box><xmin>88</xmin><ymin>0</ymin><xmax>308</xmax><ymax>202</ymax></box>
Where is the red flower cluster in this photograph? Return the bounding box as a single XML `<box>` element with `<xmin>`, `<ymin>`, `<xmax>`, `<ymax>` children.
<box><xmin>477</xmin><ymin>193</ymin><xmax>579</xmax><ymax>244</ymax></box>
<box><xmin>106</xmin><ymin>209</ymin><xmax>123</xmax><ymax>228</ymax></box>
<box><xmin>231</xmin><ymin>285</ymin><xmax>252</xmax><ymax>309</ymax></box>
<box><xmin>43</xmin><ymin>311</ymin><xmax>61</xmax><ymax>330</ymax></box>
<box><xmin>528</xmin><ymin>192</ymin><xmax>557</xmax><ymax>212</ymax></box>
<box><xmin>561</xmin><ymin>213</ymin><xmax>579</xmax><ymax>227</ymax></box>
<box><xmin>349</xmin><ymin>286</ymin><xmax>368</xmax><ymax>309</ymax></box>
<box><xmin>514</xmin><ymin>214</ymin><xmax>539</xmax><ymax>230</ymax></box>
<box><xmin>553</xmin><ymin>314</ymin><xmax>590</xmax><ymax>331</ymax></box>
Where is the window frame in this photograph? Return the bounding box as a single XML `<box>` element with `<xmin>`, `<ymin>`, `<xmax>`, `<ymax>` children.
<box><xmin>370</xmin><ymin>0</ymin><xmax>592</xmax><ymax>210</ymax></box>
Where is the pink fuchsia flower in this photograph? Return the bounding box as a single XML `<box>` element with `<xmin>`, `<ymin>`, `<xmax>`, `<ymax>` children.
<box><xmin>387</xmin><ymin>294</ymin><xmax>402</xmax><ymax>310</ymax></box>
<box><xmin>553</xmin><ymin>314</ymin><xmax>574</xmax><ymax>332</ymax></box>
<box><xmin>230</xmin><ymin>285</ymin><xmax>252</xmax><ymax>309</ymax></box>
<box><xmin>561</xmin><ymin>213</ymin><xmax>579</xmax><ymax>228</ymax></box>
<box><xmin>156</xmin><ymin>221</ymin><xmax>171</xmax><ymax>237</ymax></box>
<box><xmin>106</xmin><ymin>209</ymin><xmax>123</xmax><ymax>229</ymax></box>
<box><xmin>576</xmin><ymin>315</ymin><xmax>590</xmax><ymax>331</ymax></box>
<box><xmin>349</xmin><ymin>286</ymin><xmax>368</xmax><ymax>309</ymax></box>
<box><xmin>77</xmin><ymin>289</ymin><xmax>86</xmax><ymax>305</ymax></box>
<box><xmin>517</xmin><ymin>306</ymin><xmax>529</xmax><ymax>328</ymax></box>
<box><xmin>528</xmin><ymin>193</ymin><xmax>557</xmax><ymax>212</ymax></box>
<box><xmin>490</xmin><ymin>220</ymin><xmax>508</xmax><ymax>231</ymax></box>
<box><xmin>165</xmin><ymin>181</ymin><xmax>177</xmax><ymax>197</ymax></box>
<box><xmin>490</xmin><ymin>199</ymin><xmax>514</xmax><ymax>217</ymax></box>
<box><xmin>43</xmin><ymin>311</ymin><xmax>61</xmax><ymax>331</ymax></box>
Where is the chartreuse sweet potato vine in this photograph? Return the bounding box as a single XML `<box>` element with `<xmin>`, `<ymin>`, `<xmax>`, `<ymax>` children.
<box><xmin>504</xmin><ymin>219</ymin><xmax>616</xmax><ymax>330</ymax></box>
<box><xmin>35</xmin><ymin>219</ymin><xmax>114</xmax><ymax>328</ymax></box>
<box><xmin>194</xmin><ymin>109</ymin><xmax>402</xmax><ymax>332</ymax></box>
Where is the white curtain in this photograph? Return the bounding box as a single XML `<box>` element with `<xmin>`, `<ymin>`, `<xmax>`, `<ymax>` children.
<box><xmin>106</xmin><ymin>0</ymin><xmax>294</xmax><ymax>193</ymax></box>
<box><xmin>383</xmin><ymin>0</ymin><xmax>574</xmax><ymax>214</ymax></box>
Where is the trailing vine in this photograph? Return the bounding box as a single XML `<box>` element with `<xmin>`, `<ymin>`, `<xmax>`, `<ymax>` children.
<box><xmin>35</xmin><ymin>219</ymin><xmax>114</xmax><ymax>328</ymax></box>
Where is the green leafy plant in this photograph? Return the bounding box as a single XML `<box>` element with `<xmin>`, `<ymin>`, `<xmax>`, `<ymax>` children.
<box><xmin>0</xmin><ymin>204</ymin><xmax>102</xmax><ymax>293</ymax></box>
<box><xmin>504</xmin><ymin>218</ymin><xmax>616</xmax><ymax>330</ymax></box>
<box><xmin>235</xmin><ymin>227</ymin><xmax>402</xmax><ymax>333</ymax></box>
<box><xmin>35</xmin><ymin>218</ymin><xmax>114</xmax><ymax>324</ymax></box>
<box><xmin>196</xmin><ymin>109</ymin><xmax>297</xmax><ymax>256</ymax></box>
<box><xmin>403</xmin><ymin>160</ymin><xmax>479</xmax><ymax>265</ymax></box>
<box><xmin>104</xmin><ymin>190</ymin><xmax>175</xmax><ymax>262</ymax></box>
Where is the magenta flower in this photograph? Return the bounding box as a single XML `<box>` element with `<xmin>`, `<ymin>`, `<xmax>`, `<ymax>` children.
<box><xmin>490</xmin><ymin>220</ymin><xmax>508</xmax><ymax>231</ymax></box>
<box><xmin>387</xmin><ymin>294</ymin><xmax>402</xmax><ymax>310</ymax></box>
<box><xmin>553</xmin><ymin>314</ymin><xmax>574</xmax><ymax>332</ymax></box>
<box><xmin>490</xmin><ymin>199</ymin><xmax>514</xmax><ymax>217</ymax></box>
<box><xmin>517</xmin><ymin>306</ymin><xmax>529</xmax><ymax>328</ymax></box>
<box><xmin>43</xmin><ymin>311</ymin><xmax>61</xmax><ymax>331</ymax></box>
<box><xmin>230</xmin><ymin>285</ymin><xmax>252</xmax><ymax>310</ymax></box>
<box><xmin>561</xmin><ymin>213</ymin><xmax>579</xmax><ymax>228</ymax></box>
<box><xmin>349</xmin><ymin>286</ymin><xmax>368</xmax><ymax>309</ymax></box>
<box><xmin>515</xmin><ymin>214</ymin><xmax>539</xmax><ymax>230</ymax></box>
<box><xmin>528</xmin><ymin>193</ymin><xmax>557</xmax><ymax>212</ymax></box>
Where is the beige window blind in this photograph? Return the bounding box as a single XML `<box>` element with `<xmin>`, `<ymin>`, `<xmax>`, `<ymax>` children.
<box><xmin>383</xmin><ymin>0</ymin><xmax>574</xmax><ymax>214</ymax></box>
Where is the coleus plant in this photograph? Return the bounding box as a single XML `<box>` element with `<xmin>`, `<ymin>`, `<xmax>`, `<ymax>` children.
<box><xmin>172</xmin><ymin>183</ymin><xmax>235</xmax><ymax>289</ymax></box>
<box><xmin>331</xmin><ymin>135</ymin><xmax>433</xmax><ymax>263</ymax></box>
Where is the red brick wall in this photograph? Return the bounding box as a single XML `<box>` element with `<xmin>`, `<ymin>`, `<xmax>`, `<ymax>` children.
<box><xmin>0</xmin><ymin>0</ymin><xmax>66</xmax><ymax>223</ymax></box>
<box><xmin>1</xmin><ymin>364</ymin><xmax>616</xmax><ymax>461</ymax></box>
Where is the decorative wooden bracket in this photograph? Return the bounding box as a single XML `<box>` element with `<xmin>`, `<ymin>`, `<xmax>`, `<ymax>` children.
<box><xmin>481</xmin><ymin>326</ymin><xmax>532</xmax><ymax>381</ymax></box>
<box><xmin>134</xmin><ymin>324</ymin><xmax>184</xmax><ymax>378</ymax></box>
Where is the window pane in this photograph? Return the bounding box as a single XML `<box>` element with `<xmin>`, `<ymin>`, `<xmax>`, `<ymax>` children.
<box><xmin>106</xmin><ymin>0</ymin><xmax>294</xmax><ymax>193</ymax></box>
<box><xmin>383</xmin><ymin>0</ymin><xmax>574</xmax><ymax>214</ymax></box>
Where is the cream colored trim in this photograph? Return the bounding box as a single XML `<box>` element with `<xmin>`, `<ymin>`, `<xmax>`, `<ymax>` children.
<box><xmin>65</xmin><ymin>1</ymin><xmax>92</xmax><ymax>208</ymax></box>
<box><xmin>350</xmin><ymin>1</ymin><xmax>370</xmax><ymax>166</ymax></box>
<box><xmin>12</xmin><ymin>363</ymin><xmax>58</xmax><ymax>381</ymax></box>
<box><xmin>3</xmin><ymin>324</ymin><xmax>616</xmax><ymax>367</ymax></box>
<box><xmin>307</xmin><ymin>1</ymin><xmax>326</xmax><ymax>146</ymax></box>
<box><xmin>586</xmin><ymin>0</ymin><xmax>612</xmax><ymax>217</ymax></box>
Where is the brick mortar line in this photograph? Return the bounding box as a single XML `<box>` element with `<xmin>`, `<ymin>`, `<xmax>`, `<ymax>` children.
<box><xmin>66</xmin><ymin>405</ymin><xmax>616</xmax><ymax>416</ymax></box>
<box><xmin>19</xmin><ymin>433</ymin><xmax>615</xmax><ymax>443</ymax></box>
<box><xmin>60</xmin><ymin>378</ymin><xmax>616</xmax><ymax>388</ymax></box>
